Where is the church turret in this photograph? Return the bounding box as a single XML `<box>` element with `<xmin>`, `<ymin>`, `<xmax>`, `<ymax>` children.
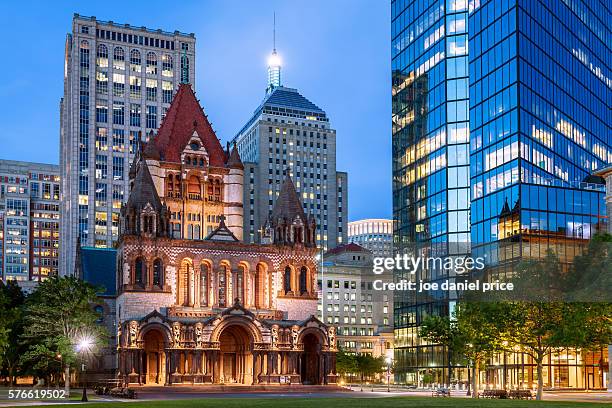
<box><xmin>268</xmin><ymin>174</ymin><xmax>316</xmax><ymax>247</ymax></box>
<box><xmin>121</xmin><ymin>157</ymin><xmax>170</xmax><ymax>239</ymax></box>
<box><xmin>224</xmin><ymin>143</ymin><xmax>244</xmax><ymax>241</ymax></box>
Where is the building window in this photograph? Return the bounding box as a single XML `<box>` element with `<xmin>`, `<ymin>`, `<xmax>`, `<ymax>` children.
<box><xmin>96</xmin><ymin>44</ymin><xmax>108</xmax><ymax>68</ymax></box>
<box><xmin>284</xmin><ymin>266</ymin><xmax>292</xmax><ymax>294</ymax></box>
<box><xmin>129</xmin><ymin>49</ymin><xmax>141</xmax><ymax>73</ymax></box>
<box><xmin>113</xmin><ymin>47</ymin><xmax>125</xmax><ymax>70</ymax></box>
<box><xmin>146</xmin><ymin>105</ymin><xmax>157</xmax><ymax>129</ymax></box>
<box><xmin>162</xmin><ymin>81</ymin><xmax>173</xmax><ymax>103</ymax></box>
<box><xmin>112</xmin><ymin>101</ymin><xmax>124</xmax><ymax>125</ymax></box>
<box><xmin>162</xmin><ymin>54</ymin><xmax>173</xmax><ymax>77</ymax></box>
<box><xmin>129</xmin><ymin>104</ymin><xmax>141</xmax><ymax>127</ymax></box>
<box><xmin>129</xmin><ymin>76</ymin><xmax>141</xmax><ymax>98</ymax></box>
<box><xmin>146</xmin><ymin>79</ymin><xmax>157</xmax><ymax>101</ymax></box>
<box><xmin>146</xmin><ymin>52</ymin><xmax>157</xmax><ymax>75</ymax></box>
<box><xmin>134</xmin><ymin>257</ymin><xmax>146</xmax><ymax>285</ymax></box>
<box><xmin>299</xmin><ymin>266</ymin><xmax>308</xmax><ymax>294</ymax></box>
<box><xmin>153</xmin><ymin>259</ymin><xmax>163</xmax><ymax>286</ymax></box>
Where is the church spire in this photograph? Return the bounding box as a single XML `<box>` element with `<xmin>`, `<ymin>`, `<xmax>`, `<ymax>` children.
<box><xmin>266</xmin><ymin>12</ymin><xmax>281</xmax><ymax>94</ymax></box>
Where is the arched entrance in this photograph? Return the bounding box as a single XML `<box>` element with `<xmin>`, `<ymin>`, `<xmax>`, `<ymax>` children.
<box><xmin>143</xmin><ymin>329</ymin><xmax>166</xmax><ymax>385</ymax></box>
<box><xmin>301</xmin><ymin>333</ymin><xmax>321</xmax><ymax>385</ymax></box>
<box><xmin>218</xmin><ymin>325</ymin><xmax>254</xmax><ymax>384</ymax></box>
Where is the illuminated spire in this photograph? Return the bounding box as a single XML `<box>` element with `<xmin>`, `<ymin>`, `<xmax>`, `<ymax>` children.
<box><xmin>267</xmin><ymin>12</ymin><xmax>281</xmax><ymax>94</ymax></box>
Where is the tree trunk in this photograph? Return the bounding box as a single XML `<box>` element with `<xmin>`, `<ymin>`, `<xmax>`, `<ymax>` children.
<box><xmin>536</xmin><ymin>357</ymin><xmax>544</xmax><ymax>400</ymax></box>
<box><xmin>64</xmin><ymin>366</ymin><xmax>70</xmax><ymax>394</ymax></box>
<box><xmin>471</xmin><ymin>362</ymin><xmax>478</xmax><ymax>398</ymax></box>
<box><xmin>8</xmin><ymin>367</ymin><xmax>15</xmax><ymax>386</ymax></box>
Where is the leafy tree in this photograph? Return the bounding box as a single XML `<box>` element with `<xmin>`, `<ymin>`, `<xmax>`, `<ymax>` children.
<box><xmin>0</xmin><ymin>280</ymin><xmax>25</xmax><ymax>386</ymax></box>
<box><xmin>420</xmin><ymin>303</ymin><xmax>502</xmax><ymax>397</ymax></box>
<box><xmin>20</xmin><ymin>276</ymin><xmax>106</xmax><ymax>390</ymax></box>
<box><xmin>492</xmin><ymin>246</ymin><xmax>611</xmax><ymax>400</ymax></box>
<box><xmin>335</xmin><ymin>347</ymin><xmax>358</xmax><ymax>382</ymax></box>
<box><xmin>355</xmin><ymin>354</ymin><xmax>384</xmax><ymax>386</ymax></box>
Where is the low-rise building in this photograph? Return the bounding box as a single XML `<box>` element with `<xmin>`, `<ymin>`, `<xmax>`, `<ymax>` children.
<box><xmin>319</xmin><ymin>243</ymin><xmax>393</xmax><ymax>359</ymax></box>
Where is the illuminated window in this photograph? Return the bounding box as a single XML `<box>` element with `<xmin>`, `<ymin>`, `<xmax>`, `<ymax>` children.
<box><xmin>146</xmin><ymin>52</ymin><xmax>157</xmax><ymax>75</ymax></box>
<box><xmin>113</xmin><ymin>47</ymin><xmax>125</xmax><ymax>70</ymax></box>
<box><xmin>129</xmin><ymin>49</ymin><xmax>141</xmax><ymax>73</ymax></box>
<box><xmin>162</xmin><ymin>54</ymin><xmax>173</xmax><ymax>77</ymax></box>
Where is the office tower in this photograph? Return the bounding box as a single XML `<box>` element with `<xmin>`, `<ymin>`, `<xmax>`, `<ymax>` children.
<box><xmin>232</xmin><ymin>45</ymin><xmax>348</xmax><ymax>251</ymax></box>
<box><xmin>348</xmin><ymin>219</ymin><xmax>394</xmax><ymax>257</ymax></box>
<box><xmin>392</xmin><ymin>0</ymin><xmax>610</xmax><ymax>389</ymax></box>
<box><xmin>59</xmin><ymin>14</ymin><xmax>196</xmax><ymax>275</ymax></box>
<box><xmin>0</xmin><ymin>160</ymin><xmax>60</xmax><ymax>283</ymax></box>
<box><xmin>319</xmin><ymin>243</ymin><xmax>393</xmax><ymax>359</ymax></box>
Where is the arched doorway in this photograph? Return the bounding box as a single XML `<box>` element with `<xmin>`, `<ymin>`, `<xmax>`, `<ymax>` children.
<box><xmin>218</xmin><ymin>325</ymin><xmax>254</xmax><ymax>384</ymax></box>
<box><xmin>301</xmin><ymin>333</ymin><xmax>321</xmax><ymax>385</ymax></box>
<box><xmin>143</xmin><ymin>329</ymin><xmax>166</xmax><ymax>385</ymax></box>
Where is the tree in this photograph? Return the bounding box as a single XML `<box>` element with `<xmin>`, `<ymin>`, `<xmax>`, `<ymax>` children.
<box><xmin>20</xmin><ymin>276</ymin><xmax>106</xmax><ymax>390</ymax></box>
<box><xmin>355</xmin><ymin>354</ymin><xmax>384</xmax><ymax>386</ymax></box>
<box><xmin>0</xmin><ymin>280</ymin><xmax>26</xmax><ymax>386</ymax></box>
<box><xmin>493</xmin><ymin>246</ymin><xmax>612</xmax><ymax>400</ymax></box>
<box><xmin>335</xmin><ymin>348</ymin><xmax>358</xmax><ymax>383</ymax></box>
<box><xmin>420</xmin><ymin>302</ymin><xmax>503</xmax><ymax>397</ymax></box>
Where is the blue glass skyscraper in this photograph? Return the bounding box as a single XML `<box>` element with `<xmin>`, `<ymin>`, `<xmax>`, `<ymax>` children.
<box><xmin>392</xmin><ymin>0</ymin><xmax>610</xmax><ymax>389</ymax></box>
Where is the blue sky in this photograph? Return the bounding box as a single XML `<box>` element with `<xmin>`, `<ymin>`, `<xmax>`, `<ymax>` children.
<box><xmin>0</xmin><ymin>0</ymin><xmax>391</xmax><ymax>221</ymax></box>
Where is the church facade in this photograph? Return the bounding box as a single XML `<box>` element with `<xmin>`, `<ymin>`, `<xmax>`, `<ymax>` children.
<box><xmin>113</xmin><ymin>83</ymin><xmax>337</xmax><ymax>386</ymax></box>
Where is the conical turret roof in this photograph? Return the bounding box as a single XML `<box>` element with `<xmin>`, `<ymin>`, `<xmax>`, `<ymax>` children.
<box><xmin>271</xmin><ymin>174</ymin><xmax>306</xmax><ymax>223</ymax></box>
<box><xmin>126</xmin><ymin>159</ymin><xmax>162</xmax><ymax>212</ymax></box>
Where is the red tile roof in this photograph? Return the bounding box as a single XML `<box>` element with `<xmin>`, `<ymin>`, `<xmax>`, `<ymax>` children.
<box><xmin>324</xmin><ymin>242</ymin><xmax>370</xmax><ymax>256</ymax></box>
<box><xmin>153</xmin><ymin>83</ymin><xmax>227</xmax><ymax>166</ymax></box>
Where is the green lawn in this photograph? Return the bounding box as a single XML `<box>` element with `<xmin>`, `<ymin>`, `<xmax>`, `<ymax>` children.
<box><xmin>8</xmin><ymin>397</ymin><xmax>609</xmax><ymax>408</ymax></box>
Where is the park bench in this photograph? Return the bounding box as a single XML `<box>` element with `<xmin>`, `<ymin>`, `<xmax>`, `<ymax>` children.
<box><xmin>481</xmin><ymin>389</ymin><xmax>508</xmax><ymax>399</ymax></box>
<box><xmin>432</xmin><ymin>388</ymin><xmax>451</xmax><ymax>397</ymax></box>
<box><xmin>509</xmin><ymin>389</ymin><xmax>533</xmax><ymax>399</ymax></box>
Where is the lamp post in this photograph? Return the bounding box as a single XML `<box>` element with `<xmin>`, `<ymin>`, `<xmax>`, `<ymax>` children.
<box><xmin>76</xmin><ymin>337</ymin><xmax>93</xmax><ymax>402</ymax></box>
<box><xmin>386</xmin><ymin>356</ymin><xmax>392</xmax><ymax>392</ymax></box>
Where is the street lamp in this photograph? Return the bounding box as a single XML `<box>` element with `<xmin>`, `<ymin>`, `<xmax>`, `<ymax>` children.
<box><xmin>76</xmin><ymin>336</ymin><xmax>94</xmax><ymax>402</ymax></box>
<box><xmin>385</xmin><ymin>356</ymin><xmax>392</xmax><ymax>392</ymax></box>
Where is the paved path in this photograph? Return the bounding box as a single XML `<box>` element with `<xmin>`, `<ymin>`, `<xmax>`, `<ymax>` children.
<box><xmin>1</xmin><ymin>386</ymin><xmax>611</xmax><ymax>406</ymax></box>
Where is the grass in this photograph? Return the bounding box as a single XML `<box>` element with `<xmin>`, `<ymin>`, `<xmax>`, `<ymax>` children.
<box><xmin>6</xmin><ymin>396</ymin><xmax>609</xmax><ymax>408</ymax></box>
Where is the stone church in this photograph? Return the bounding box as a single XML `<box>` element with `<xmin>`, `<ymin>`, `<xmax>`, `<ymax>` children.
<box><xmin>111</xmin><ymin>83</ymin><xmax>337</xmax><ymax>386</ymax></box>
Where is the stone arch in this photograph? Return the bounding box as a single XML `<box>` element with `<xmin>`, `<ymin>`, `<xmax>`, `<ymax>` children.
<box><xmin>301</xmin><ymin>331</ymin><xmax>323</xmax><ymax>385</ymax></box>
<box><xmin>137</xmin><ymin>322</ymin><xmax>173</xmax><ymax>345</ymax></box>
<box><xmin>138</xmin><ymin>323</ymin><xmax>171</xmax><ymax>385</ymax></box>
<box><xmin>210</xmin><ymin>315</ymin><xmax>263</xmax><ymax>344</ymax></box>
<box><xmin>212</xmin><ymin>319</ymin><xmax>258</xmax><ymax>384</ymax></box>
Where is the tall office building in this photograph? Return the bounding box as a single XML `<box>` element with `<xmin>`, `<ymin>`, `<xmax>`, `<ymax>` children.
<box><xmin>232</xmin><ymin>46</ymin><xmax>348</xmax><ymax>251</ymax></box>
<box><xmin>0</xmin><ymin>160</ymin><xmax>60</xmax><ymax>283</ymax></box>
<box><xmin>392</xmin><ymin>0</ymin><xmax>610</xmax><ymax>389</ymax></box>
<box><xmin>348</xmin><ymin>219</ymin><xmax>394</xmax><ymax>257</ymax></box>
<box><xmin>60</xmin><ymin>14</ymin><xmax>196</xmax><ymax>275</ymax></box>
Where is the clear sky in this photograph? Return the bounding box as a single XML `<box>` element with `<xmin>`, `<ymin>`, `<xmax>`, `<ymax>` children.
<box><xmin>0</xmin><ymin>0</ymin><xmax>391</xmax><ymax>221</ymax></box>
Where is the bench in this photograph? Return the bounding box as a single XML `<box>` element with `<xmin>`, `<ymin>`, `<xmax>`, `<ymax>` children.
<box><xmin>508</xmin><ymin>389</ymin><xmax>534</xmax><ymax>399</ymax></box>
<box><xmin>432</xmin><ymin>388</ymin><xmax>451</xmax><ymax>397</ymax></box>
<box><xmin>481</xmin><ymin>389</ymin><xmax>508</xmax><ymax>399</ymax></box>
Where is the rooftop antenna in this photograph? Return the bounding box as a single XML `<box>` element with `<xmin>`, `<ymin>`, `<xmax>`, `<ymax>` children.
<box><xmin>267</xmin><ymin>12</ymin><xmax>281</xmax><ymax>94</ymax></box>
